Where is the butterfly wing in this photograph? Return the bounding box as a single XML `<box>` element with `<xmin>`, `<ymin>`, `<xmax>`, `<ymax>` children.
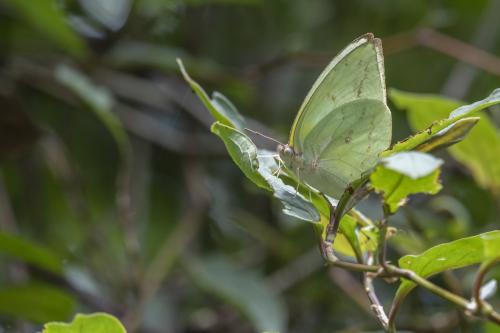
<box><xmin>300</xmin><ymin>99</ymin><xmax>391</xmax><ymax>198</ymax></box>
<box><xmin>286</xmin><ymin>33</ymin><xmax>392</xmax><ymax>198</ymax></box>
<box><xmin>289</xmin><ymin>33</ymin><xmax>388</xmax><ymax>151</ymax></box>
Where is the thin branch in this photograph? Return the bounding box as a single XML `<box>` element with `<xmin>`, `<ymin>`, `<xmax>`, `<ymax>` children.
<box><xmin>473</xmin><ymin>257</ymin><xmax>500</xmax><ymax>313</ymax></box>
<box><xmin>441</xmin><ymin>0</ymin><xmax>500</xmax><ymax>98</ymax></box>
<box><xmin>377</xmin><ymin>205</ymin><xmax>391</xmax><ymax>269</ymax></box>
<box><xmin>364</xmin><ymin>272</ymin><xmax>389</xmax><ymax>331</ymax></box>
<box><xmin>416</xmin><ymin>28</ymin><xmax>500</xmax><ymax>77</ymax></box>
<box><xmin>322</xmin><ymin>253</ymin><xmax>500</xmax><ymax>330</ymax></box>
<box><xmin>243</xmin><ymin>28</ymin><xmax>500</xmax><ymax>79</ymax></box>
<box><xmin>320</xmin><ymin>177</ymin><xmax>371</xmax><ymax>263</ymax></box>
<box><xmin>327</xmin><ymin>259</ymin><xmax>380</xmax><ymax>274</ymax></box>
<box><xmin>362</xmin><ymin>254</ymin><xmax>390</xmax><ymax>331</ymax></box>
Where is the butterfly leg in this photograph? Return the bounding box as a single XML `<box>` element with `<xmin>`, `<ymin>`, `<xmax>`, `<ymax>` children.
<box><xmin>294</xmin><ymin>167</ymin><xmax>301</xmax><ymax>197</ymax></box>
<box><xmin>273</xmin><ymin>157</ymin><xmax>283</xmax><ymax>177</ymax></box>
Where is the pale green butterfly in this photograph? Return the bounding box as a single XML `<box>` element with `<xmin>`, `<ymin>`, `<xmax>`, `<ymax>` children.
<box><xmin>277</xmin><ymin>33</ymin><xmax>392</xmax><ymax>199</ymax></box>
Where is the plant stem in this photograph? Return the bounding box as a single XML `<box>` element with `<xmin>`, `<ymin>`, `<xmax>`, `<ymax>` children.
<box><xmin>377</xmin><ymin>205</ymin><xmax>391</xmax><ymax>269</ymax></box>
<box><xmin>326</xmin><ymin>256</ymin><xmax>500</xmax><ymax>330</ymax></box>
<box><xmin>328</xmin><ymin>259</ymin><xmax>380</xmax><ymax>273</ymax></box>
<box><xmin>362</xmin><ymin>255</ymin><xmax>390</xmax><ymax>331</ymax></box>
<box><xmin>473</xmin><ymin>257</ymin><xmax>500</xmax><ymax>313</ymax></box>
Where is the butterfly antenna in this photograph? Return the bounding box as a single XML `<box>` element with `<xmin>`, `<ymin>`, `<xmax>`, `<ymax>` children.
<box><xmin>244</xmin><ymin>128</ymin><xmax>284</xmax><ymax>145</ymax></box>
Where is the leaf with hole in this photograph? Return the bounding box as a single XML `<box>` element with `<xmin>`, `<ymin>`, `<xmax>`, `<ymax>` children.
<box><xmin>370</xmin><ymin>152</ymin><xmax>443</xmax><ymax>213</ymax></box>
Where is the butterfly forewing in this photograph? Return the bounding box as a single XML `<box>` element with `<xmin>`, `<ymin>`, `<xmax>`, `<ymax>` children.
<box><xmin>290</xmin><ymin>33</ymin><xmax>387</xmax><ymax>150</ymax></box>
<box><xmin>284</xmin><ymin>33</ymin><xmax>392</xmax><ymax>198</ymax></box>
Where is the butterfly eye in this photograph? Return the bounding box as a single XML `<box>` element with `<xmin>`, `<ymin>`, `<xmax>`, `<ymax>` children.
<box><xmin>284</xmin><ymin>146</ymin><xmax>294</xmax><ymax>156</ymax></box>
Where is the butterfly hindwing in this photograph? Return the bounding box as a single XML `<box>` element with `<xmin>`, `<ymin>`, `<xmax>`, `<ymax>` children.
<box><xmin>300</xmin><ymin>99</ymin><xmax>391</xmax><ymax>197</ymax></box>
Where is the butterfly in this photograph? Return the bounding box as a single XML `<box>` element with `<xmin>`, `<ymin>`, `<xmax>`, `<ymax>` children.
<box><xmin>277</xmin><ymin>33</ymin><xmax>392</xmax><ymax>199</ymax></box>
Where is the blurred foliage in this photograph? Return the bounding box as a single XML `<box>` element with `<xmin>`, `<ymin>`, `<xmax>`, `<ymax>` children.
<box><xmin>42</xmin><ymin>313</ymin><xmax>126</xmax><ymax>333</ymax></box>
<box><xmin>0</xmin><ymin>0</ymin><xmax>499</xmax><ymax>333</ymax></box>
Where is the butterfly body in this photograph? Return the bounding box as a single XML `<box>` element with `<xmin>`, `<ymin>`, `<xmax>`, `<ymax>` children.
<box><xmin>279</xmin><ymin>33</ymin><xmax>392</xmax><ymax>198</ymax></box>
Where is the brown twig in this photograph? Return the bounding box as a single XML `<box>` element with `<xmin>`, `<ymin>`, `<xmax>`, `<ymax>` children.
<box><xmin>377</xmin><ymin>205</ymin><xmax>391</xmax><ymax>269</ymax></box>
<box><xmin>441</xmin><ymin>0</ymin><xmax>500</xmax><ymax>98</ymax></box>
<box><xmin>472</xmin><ymin>257</ymin><xmax>500</xmax><ymax>313</ymax></box>
<box><xmin>243</xmin><ymin>28</ymin><xmax>500</xmax><ymax>79</ymax></box>
<box><xmin>364</xmin><ymin>271</ymin><xmax>389</xmax><ymax>330</ymax></box>
<box><xmin>415</xmin><ymin>28</ymin><xmax>500</xmax><ymax>77</ymax></box>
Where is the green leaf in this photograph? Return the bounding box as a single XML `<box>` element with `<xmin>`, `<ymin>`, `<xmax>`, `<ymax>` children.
<box><xmin>55</xmin><ymin>65</ymin><xmax>129</xmax><ymax>155</ymax></box>
<box><xmin>186</xmin><ymin>255</ymin><xmax>287</xmax><ymax>333</ymax></box>
<box><xmin>449</xmin><ymin>88</ymin><xmax>500</xmax><ymax>118</ymax></box>
<box><xmin>257</xmin><ymin>153</ymin><xmax>320</xmax><ymax>222</ymax></box>
<box><xmin>211</xmin><ymin>91</ymin><xmax>247</xmax><ymax>130</ymax></box>
<box><xmin>178</xmin><ymin>59</ymin><xmax>246</xmax><ymax>130</ymax></box>
<box><xmin>4</xmin><ymin>0</ymin><xmax>87</xmax><ymax>58</ymax></box>
<box><xmin>396</xmin><ymin>230</ymin><xmax>500</xmax><ymax>299</ymax></box>
<box><xmin>42</xmin><ymin>313</ymin><xmax>126</xmax><ymax>333</ymax></box>
<box><xmin>388</xmin><ymin>88</ymin><xmax>500</xmax><ymax>190</ymax></box>
<box><xmin>211</xmin><ymin>122</ymin><xmax>269</xmax><ymax>190</ymax></box>
<box><xmin>0</xmin><ymin>231</ymin><xmax>62</xmax><ymax>275</ymax></box>
<box><xmin>390</xmin><ymin>89</ymin><xmax>461</xmax><ymax>128</ymax></box>
<box><xmin>413</xmin><ymin>117</ymin><xmax>479</xmax><ymax>152</ymax></box>
<box><xmin>370</xmin><ymin>152</ymin><xmax>443</xmax><ymax>213</ymax></box>
<box><xmin>211</xmin><ymin>123</ymin><xmax>320</xmax><ymax>222</ymax></box>
<box><xmin>0</xmin><ymin>283</ymin><xmax>75</xmax><ymax>323</ymax></box>
<box><xmin>447</xmin><ymin>118</ymin><xmax>500</xmax><ymax>190</ymax></box>
<box><xmin>383</xmin><ymin>89</ymin><xmax>500</xmax><ymax>157</ymax></box>
<box><xmin>484</xmin><ymin>321</ymin><xmax>500</xmax><ymax>333</ymax></box>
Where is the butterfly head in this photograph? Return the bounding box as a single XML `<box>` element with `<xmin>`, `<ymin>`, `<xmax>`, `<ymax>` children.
<box><xmin>277</xmin><ymin>144</ymin><xmax>295</xmax><ymax>166</ymax></box>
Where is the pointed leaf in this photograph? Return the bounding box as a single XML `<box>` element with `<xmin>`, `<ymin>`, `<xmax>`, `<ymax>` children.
<box><xmin>450</xmin><ymin>88</ymin><xmax>500</xmax><ymax>118</ymax></box>
<box><xmin>42</xmin><ymin>313</ymin><xmax>126</xmax><ymax>333</ymax></box>
<box><xmin>383</xmin><ymin>89</ymin><xmax>500</xmax><ymax>157</ymax></box>
<box><xmin>414</xmin><ymin>117</ymin><xmax>479</xmax><ymax>152</ymax></box>
<box><xmin>211</xmin><ymin>91</ymin><xmax>247</xmax><ymax>130</ymax></box>
<box><xmin>396</xmin><ymin>230</ymin><xmax>500</xmax><ymax>299</ymax></box>
<box><xmin>178</xmin><ymin>59</ymin><xmax>246</xmax><ymax>130</ymax></box>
